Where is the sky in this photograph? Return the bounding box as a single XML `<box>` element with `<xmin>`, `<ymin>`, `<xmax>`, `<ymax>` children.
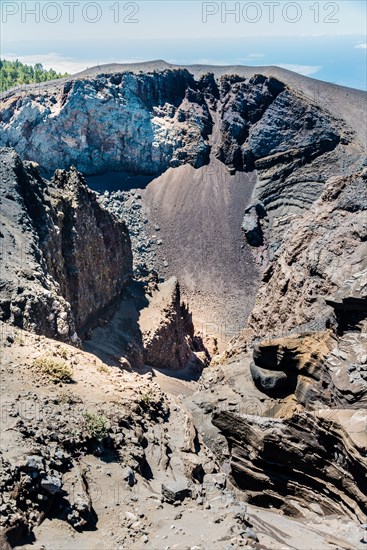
<box><xmin>1</xmin><ymin>0</ymin><xmax>366</xmax><ymax>89</ymax></box>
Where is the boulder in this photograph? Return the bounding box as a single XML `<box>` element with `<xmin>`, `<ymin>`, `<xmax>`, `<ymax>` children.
<box><xmin>41</xmin><ymin>475</ymin><xmax>62</xmax><ymax>495</ymax></box>
<box><xmin>122</xmin><ymin>467</ymin><xmax>136</xmax><ymax>487</ymax></box>
<box><xmin>161</xmin><ymin>479</ymin><xmax>192</xmax><ymax>504</ymax></box>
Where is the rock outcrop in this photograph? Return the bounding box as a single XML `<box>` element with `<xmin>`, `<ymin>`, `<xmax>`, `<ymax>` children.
<box><xmin>140</xmin><ymin>277</ymin><xmax>206</xmax><ymax>371</ymax></box>
<box><xmin>0</xmin><ymin>69</ymin><xmax>349</xmax><ymax>178</ymax></box>
<box><xmin>236</xmin><ymin>170</ymin><xmax>367</xmax><ymax>344</ymax></box>
<box><xmin>213</xmin><ymin>408</ymin><xmax>367</xmax><ymax>522</ymax></box>
<box><xmin>82</xmin><ymin>276</ymin><xmax>208</xmax><ymax>372</ymax></box>
<box><xmin>0</xmin><ymin>69</ymin><xmax>212</xmax><ymax>175</ymax></box>
<box><xmin>0</xmin><ymin>148</ymin><xmax>132</xmax><ymax>341</ymax></box>
<box><xmin>44</xmin><ymin>167</ymin><xmax>132</xmax><ymax>332</ymax></box>
<box><xmin>211</xmin><ymin>169</ymin><xmax>367</xmax><ymax>526</ymax></box>
<box><xmin>249</xmin><ymin>331</ymin><xmax>334</xmax><ymax>400</ymax></box>
<box><xmin>249</xmin><ymin>330</ymin><xmax>367</xmax><ymax>407</ymax></box>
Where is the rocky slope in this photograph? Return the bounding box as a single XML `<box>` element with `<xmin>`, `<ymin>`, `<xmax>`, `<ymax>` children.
<box><xmin>207</xmin><ymin>169</ymin><xmax>367</xmax><ymax>530</ymax></box>
<box><xmin>83</xmin><ymin>276</ymin><xmax>208</xmax><ymax>372</ymax></box>
<box><xmin>245</xmin><ymin>169</ymin><xmax>367</xmax><ymax>341</ymax></box>
<box><xmin>0</xmin><ymin>69</ymin><xmax>212</xmax><ymax>175</ymax></box>
<box><xmin>0</xmin><ymin>148</ymin><xmax>204</xmax><ymax>372</ymax></box>
<box><xmin>0</xmin><ymin>148</ymin><xmax>132</xmax><ymax>341</ymax></box>
<box><xmin>0</xmin><ymin>65</ymin><xmax>361</xmax><ymax>178</ymax></box>
<box><xmin>1</xmin><ymin>64</ymin><xmax>365</xmax><ymax>340</ymax></box>
<box><xmin>0</xmin><ymin>327</ymin><xmax>217</xmax><ymax>549</ymax></box>
<box><xmin>213</xmin><ymin>407</ymin><xmax>367</xmax><ymax>522</ymax></box>
<box><xmin>1</xmin><ymin>325</ymin><xmax>365</xmax><ymax>550</ymax></box>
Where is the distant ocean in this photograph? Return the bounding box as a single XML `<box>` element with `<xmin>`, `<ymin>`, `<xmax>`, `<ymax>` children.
<box><xmin>4</xmin><ymin>35</ymin><xmax>367</xmax><ymax>90</ymax></box>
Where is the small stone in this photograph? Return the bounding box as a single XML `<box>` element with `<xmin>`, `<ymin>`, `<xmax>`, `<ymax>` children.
<box><xmin>25</xmin><ymin>455</ymin><xmax>44</xmax><ymax>471</ymax></box>
<box><xmin>203</xmin><ymin>472</ymin><xmax>226</xmax><ymax>490</ymax></box>
<box><xmin>244</xmin><ymin>527</ymin><xmax>258</xmax><ymax>542</ymax></box>
<box><xmin>125</xmin><ymin>511</ymin><xmax>138</xmax><ymax>522</ymax></box>
<box><xmin>122</xmin><ymin>466</ymin><xmax>136</xmax><ymax>487</ymax></box>
<box><xmin>41</xmin><ymin>475</ymin><xmax>62</xmax><ymax>495</ymax></box>
<box><xmin>55</xmin><ymin>450</ymin><xmax>66</xmax><ymax>461</ymax></box>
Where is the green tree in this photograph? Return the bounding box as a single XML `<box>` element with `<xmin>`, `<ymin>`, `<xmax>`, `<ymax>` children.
<box><xmin>0</xmin><ymin>59</ymin><xmax>69</xmax><ymax>93</ymax></box>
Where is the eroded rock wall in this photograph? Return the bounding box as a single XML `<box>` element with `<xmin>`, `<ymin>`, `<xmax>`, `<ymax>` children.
<box><xmin>213</xmin><ymin>171</ymin><xmax>367</xmax><ymax>524</ymax></box>
<box><xmin>213</xmin><ymin>409</ymin><xmax>367</xmax><ymax>522</ymax></box>
<box><xmin>43</xmin><ymin>167</ymin><xmax>132</xmax><ymax>331</ymax></box>
<box><xmin>0</xmin><ymin>70</ymin><xmax>212</xmax><ymax>175</ymax></box>
<box><xmin>0</xmin><ymin>148</ymin><xmax>132</xmax><ymax>341</ymax></box>
<box><xmin>245</xmin><ymin>170</ymin><xmax>367</xmax><ymax>340</ymax></box>
<box><xmin>0</xmin><ymin>70</ymin><xmax>350</xmax><ymax>179</ymax></box>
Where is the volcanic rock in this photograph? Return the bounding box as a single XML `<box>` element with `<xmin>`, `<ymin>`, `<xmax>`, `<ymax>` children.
<box><xmin>213</xmin><ymin>408</ymin><xmax>367</xmax><ymax>522</ymax></box>
<box><xmin>0</xmin><ymin>148</ymin><xmax>132</xmax><ymax>341</ymax></box>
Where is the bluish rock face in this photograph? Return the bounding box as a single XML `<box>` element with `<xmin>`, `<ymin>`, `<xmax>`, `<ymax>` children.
<box><xmin>0</xmin><ymin>69</ymin><xmax>213</xmax><ymax>175</ymax></box>
<box><xmin>0</xmin><ymin>69</ymin><xmax>342</xmax><ymax>177</ymax></box>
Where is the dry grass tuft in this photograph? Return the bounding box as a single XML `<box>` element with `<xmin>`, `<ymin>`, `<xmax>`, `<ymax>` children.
<box><xmin>33</xmin><ymin>355</ymin><xmax>73</xmax><ymax>383</ymax></box>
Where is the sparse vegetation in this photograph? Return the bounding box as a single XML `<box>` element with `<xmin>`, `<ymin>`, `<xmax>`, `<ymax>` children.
<box><xmin>98</xmin><ymin>364</ymin><xmax>109</xmax><ymax>374</ymax></box>
<box><xmin>141</xmin><ymin>392</ymin><xmax>154</xmax><ymax>404</ymax></box>
<box><xmin>82</xmin><ymin>412</ymin><xmax>109</xmax><ymax>440</ymax></box>
<box><xmin>0</xmin><ymin>59</ymin><xmax>69</xmax><ymax>93</ymax></box>
<box><xmin>213</xmin><ymin>337</ymin><xmax>218</xmax><ymax>354</ymax></box>
<box><xmin>33</xmin><ymin>355</ymin><xmax>73</xmax><ymax>383</ymax></box>
<box><xmin>57</xmin><ymin>391</ymin><xmax>81</xmax><ymax>405</ymax></box>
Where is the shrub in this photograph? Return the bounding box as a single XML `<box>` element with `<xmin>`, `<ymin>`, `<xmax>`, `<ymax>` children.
<box><xmin>141</xmin><ymin>392</ymin><xmax>154</xmax><ymax>404</ymax></box>
<box><xmin>33</xmin><ymin>355</ymin><xmax>73</xmax><ymax>383</ymax></box>
<box><xmin>82</xmin><ymin>412</ymin><xmax>109</xmax><ymax>440</ymax></box>
<box><xmin>98</xmin><ymin>364</ymin><xmax>109</xmax><ymax>374</ymax></box>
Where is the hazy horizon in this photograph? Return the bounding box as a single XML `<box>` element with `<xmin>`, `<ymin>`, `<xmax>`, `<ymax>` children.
<box><xmin>2</xmin><ymin>1</ymin><xmax>366</xmax><ymax>90</ymax></box>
